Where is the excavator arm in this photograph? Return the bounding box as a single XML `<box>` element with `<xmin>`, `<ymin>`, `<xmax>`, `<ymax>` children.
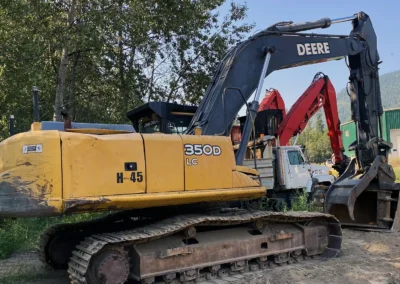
<box><xmin>186</xmin><ymin>28</ymin><xmax>359</xmax><ymax>139</ymax></box>
<box><xmin>276</xmin><ymin>72</ymin><xmax>346</xmax><ymax>173</ymax></box>
<box><xmin>185</xmin><ymin>12</ymin><xmax>400</xmax><ymax>231</ymax></box>
<box><xmin>185</xmin><ymin>12</ymin><xmax>380</xmax><ymax>165</ymax></box>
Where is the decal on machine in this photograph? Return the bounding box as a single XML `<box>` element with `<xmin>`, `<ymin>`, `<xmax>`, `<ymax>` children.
<box><xmin>116</xmin><ymin>172</ymin><xmax>143</xmax><ymax>184</ymax></box>
<box><xmin>117</xmin><ymin>162</ymin><xmax>143</xmax><ymax>183</ymax></box>
<box><xmin>297</xmin><ymin>42</ymin><xmax>330</xmax><ymax>56</ymax></box>
<box><xmin>184</xmin><ymin>144</ymin><xmax>221</xmax><ymax>156</ymax></box>
<box><xmin>22</xmin><ymin>144</ymin><xmax>42</xmax><ymax>154</ymax></box>
<box><xmin>184</xmin><ymin>144</ymin><xmax>222</xmax><ymax>166</ymax></box>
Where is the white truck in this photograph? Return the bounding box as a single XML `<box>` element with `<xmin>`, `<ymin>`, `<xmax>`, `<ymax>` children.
<box><xmin>243</xmin><ymin>139</ymin><xmax>335</xmax><ymax>209</ymax></box>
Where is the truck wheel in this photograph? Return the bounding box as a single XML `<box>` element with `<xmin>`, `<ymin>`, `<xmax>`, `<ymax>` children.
<box><xmin>310</xmin><ymin>185</ymin><xmax>329</xmax><ymax>209</ymax></box>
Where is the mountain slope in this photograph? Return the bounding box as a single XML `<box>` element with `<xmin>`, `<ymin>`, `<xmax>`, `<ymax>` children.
<box><xmin>337</xmin><ymin>70</ymin><xmax>400</xmax><ymax>123</ymax></box>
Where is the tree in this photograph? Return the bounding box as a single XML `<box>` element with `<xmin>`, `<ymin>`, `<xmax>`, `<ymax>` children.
<box><xmin>0</xmin><ymin>0</ymin><xmax>254</xmax><ymax>139</ymax></box>
<box><xmin>315</xmin><ymin>113</ymin><xmax>324</xmax><ymax>133</ymax></box>
<box><xmin>296</xmin><ymin>113</ymin><xmax>332</xmax><ymax>163</ymax></box>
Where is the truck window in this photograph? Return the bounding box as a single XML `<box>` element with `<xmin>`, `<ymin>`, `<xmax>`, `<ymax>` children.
<box><xmin>288</xmin><ymin>150</ymin><xmax>304</xmax><ymax>165</ymax></box>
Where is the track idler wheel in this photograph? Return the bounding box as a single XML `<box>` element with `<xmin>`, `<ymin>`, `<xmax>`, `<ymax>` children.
<box><xmin>45</xmin><ymin>231</ymin><xmax>83</xmax><ymax>269</ymax></box>
<box><xmin>87</xmin><ymin>247</ymin><xmax>130</xmax><ymax>284</ymax></box>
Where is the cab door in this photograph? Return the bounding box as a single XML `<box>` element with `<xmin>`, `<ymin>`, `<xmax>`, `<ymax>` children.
<box><xmin>285</xmin><ymin>150</ymin><xmax>310</xmax><ymax>189</ymax></box>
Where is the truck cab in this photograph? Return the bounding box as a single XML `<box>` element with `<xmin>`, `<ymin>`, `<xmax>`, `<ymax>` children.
<box><xmin>278</xmin><ymin>145</ymin><xmax>334</xmax><ymax>192</ymax></box>
<box><xmin>243</xmin><ymin>142</ymin><xmax>334</xmax><ymax>194</ymax></box>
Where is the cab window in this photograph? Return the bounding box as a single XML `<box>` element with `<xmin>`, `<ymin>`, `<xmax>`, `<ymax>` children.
<box><xmin>167</xmin><ymin>115</ymin><xmax>192</xmax><ymax>134</ymax></box>
<box><xmin>140</xmin><ymin>118</ymin><xmax>160</xmax><ymax>133</ymax></box>
<box><xmin>287</xmin><ymin>150</ymin><xmax>304</xmax><ymax>165</ymax></box>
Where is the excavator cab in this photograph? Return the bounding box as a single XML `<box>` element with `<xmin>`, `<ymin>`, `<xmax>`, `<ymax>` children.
<box><xmin>127</xmin><ymin>102</ymin><xmax>197</xmax><ymax>134</ymax></box>
<box><xmin>238</xmin><ymin>109</ymin><xmax>283</xmax><ymax>141</ymax></box>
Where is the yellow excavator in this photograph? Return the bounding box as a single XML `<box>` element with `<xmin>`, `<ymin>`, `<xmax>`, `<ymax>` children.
<box><xmin>0</xmin><ymin>11</ymin><xmax>398</xmax><ymax>284</ymax></box>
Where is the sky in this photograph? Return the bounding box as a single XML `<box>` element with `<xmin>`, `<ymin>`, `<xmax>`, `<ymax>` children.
<box><xmin>218</xmin><ymin>0</ymin><xmax>400</xmax><ymax>115</ymax></box>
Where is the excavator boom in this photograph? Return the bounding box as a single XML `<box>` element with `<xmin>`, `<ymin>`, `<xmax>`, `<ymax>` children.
<box><xmin>275</xmin><ymin>73</ymin><xmax>346</xmax><ymax>172</ymax></box>
<box><xmin>258</xmin><ymin>88</ymin><xmax>286</xmax><ymax>116</ymax></box>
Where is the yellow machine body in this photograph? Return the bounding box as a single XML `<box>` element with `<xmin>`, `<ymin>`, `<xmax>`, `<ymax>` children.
<box><xmin>0</xmin><ymin>128</ymin><xmax>265</xmax><ymax>217</ymax></box>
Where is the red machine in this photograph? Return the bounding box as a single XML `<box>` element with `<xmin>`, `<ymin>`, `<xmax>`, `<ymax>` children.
<box><xmin>244</xmin><ymin>72</ymin><xmax>346</xmax><ymax>172</ymax></box>
<box><xmin>258</xmin><ymin>88</ymin><xmax>286</xmax><ymax>116</ymax></box>
<box><xmin>276</xmin><ymin>73</ymin><xmax>345</xmax><ymax>165</ymax></box>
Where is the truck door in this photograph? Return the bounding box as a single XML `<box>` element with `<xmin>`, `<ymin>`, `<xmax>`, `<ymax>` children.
<box><xmin>286</xmin><ymin>150</ymin><xmax>310</xmax><ymax>189</ymax></box>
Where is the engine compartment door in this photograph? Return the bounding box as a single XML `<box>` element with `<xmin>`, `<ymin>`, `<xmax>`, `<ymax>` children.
<box><xmin>61</xmin><ymin>132</ymin><xmax>146</xmax><ymax>198</ymax></box>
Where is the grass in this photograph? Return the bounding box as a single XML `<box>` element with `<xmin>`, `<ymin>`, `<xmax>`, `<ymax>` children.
<box><xmin>389</xmin><ymin>157</ymin><xmax>400</xmax><ymax>182</ymax></box>
<box><xmin>0</xmin><ymin>213</ymin><xmax>104</xmax><ymax>259</ymax></box>
<box><xmin>389</xmin><ymin>157</ymin><xmax>400</xmax><ymax>168</ymax></box>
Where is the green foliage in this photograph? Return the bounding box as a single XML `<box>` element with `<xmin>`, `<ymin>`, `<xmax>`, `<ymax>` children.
<box><xmin>389</xmin><ymin>157</ymin><xmax>400</xmax><ymax>182</ymax></box>
<box><xmin>294</xmin><ymin>114</ymin><xmax>332</xmax><ymax>163</ymax></box>
<box><xmin>259</xmin><ymin>196</ymin><xmax>287</xmax><ymax>212</ymax></box>
<box><xmin>0</xmin><ymin>0</ymin><xmax>254</xmax><ymax>138</ymax></box>
<box><xmin>259</xmin><ymin>191</ymin><xmax>320</xmax><ymax>213</ymax></box>
<box><xmin>0</xmin><ymin>213</ymin><xmax>103</xmax><ymax>259</ymax></box>
<box><xmin>395</xmin><ymin>168</ymin><xmax>400</xmax><ymax>182</ymax></box>
<box><xmin>315</xmin><ymin>113</ymin><xmax>324</xmax><ymax>133</ymax></box>
<box><xmin>290</xmin><ymin>190</ymin><xmax>310</xmax><ymax>211</ymax></box>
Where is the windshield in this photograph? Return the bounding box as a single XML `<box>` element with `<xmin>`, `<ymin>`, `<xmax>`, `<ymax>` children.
<box><xmin>167</xmin><ymin>115</ymin><xmax>193</xmax><ymax>134</ymax></box>
<box><xmin>139</xmin><ymin>114</ymin><xmax>160</xmax><ymax>133</ymax></box>
<box><xmin>287</xmin><ymin>150</ymin><xmax>304</xmax><ymax>165</ymax></box>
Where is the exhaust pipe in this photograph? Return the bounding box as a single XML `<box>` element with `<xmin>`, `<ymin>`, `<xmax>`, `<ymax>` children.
<box><xmin>9</xmin><ymin>115</ymin><xmax>14</xmax><ymax>136</ymax></box>
<box><xmin>33</xmin><ymin>86</ymin><xmax>39</xmax><ymax>122</ymax></box>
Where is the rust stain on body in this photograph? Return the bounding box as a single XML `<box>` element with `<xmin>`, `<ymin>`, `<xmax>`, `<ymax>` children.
<box><xmin>0</xmin><ymin>179</ymin><xmax>57</xmax><ymax>217</ymax></box>
<box><xmin>64</xmin><ymin>197</ymin><xmax>111</xmax><ymax>213</ymax></box>
<box><xmin>36</xmin><ymin>179</ymin><xmax>54</xmax><ymax>198</ymax></box>
<box><xmin>17</xmin><ymin>161</ymin><xmax>32</xmax><ymax>167</ymax></box>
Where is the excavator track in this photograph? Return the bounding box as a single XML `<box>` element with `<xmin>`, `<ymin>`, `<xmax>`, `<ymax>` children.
<box><xmin>38</xmin><ymin>211</ymin><xmax>159</xmax><ymax>269</ymax></box>
<box><xmin>38</xmin><ymin>204</ymin><xmax>229</xmax><ymax>269</ymax></box>
<box><xmin>66</xmin><ymin>210</ymin><xmax>342</xmax><ymax>284</ymax></box>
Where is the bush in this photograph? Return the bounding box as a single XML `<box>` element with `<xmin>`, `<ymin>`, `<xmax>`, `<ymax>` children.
<box><xmin>259</xmin><ymin>190</ymin><xmax>321</xmax><ymax>213</ymax></box>
<box><xmin>290</xmin><ymin>190</ymin><xmax>310</xmax><ymax>211</ymax></box>
<box><xmin>259</xmin><ymin>196</ymin><xmax>288</xmax><ymax>212</ymax></box>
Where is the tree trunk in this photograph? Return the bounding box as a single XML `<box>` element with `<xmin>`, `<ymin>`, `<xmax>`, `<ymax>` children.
<box><xmin>54</xmin><ymin>0</ymin><xmax>77</xmax><ymax>121</ymax></box>
<box><xmin>69</xmin><ymin>51</ymin><xmax>80</xmax><ymax>120</ymax></box>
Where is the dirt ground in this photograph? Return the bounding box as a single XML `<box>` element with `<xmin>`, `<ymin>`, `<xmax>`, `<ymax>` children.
<box><xmin>1</xmin><ymin>229</ymin><xmax>399</xmax><ymax>284</ymax></box>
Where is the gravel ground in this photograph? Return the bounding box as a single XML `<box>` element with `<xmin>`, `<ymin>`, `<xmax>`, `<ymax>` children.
<box><xmin>1</xmin><ymin>229</ymin><xmax>399</xmax><ymax>284</ymax></box>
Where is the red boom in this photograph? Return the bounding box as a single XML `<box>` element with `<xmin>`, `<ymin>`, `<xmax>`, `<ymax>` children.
<box><xmin>258</xmin><ymin>88</ymin><xmax>286</xmax><ymax>117</ymax></box>
<box><xmin>275</xmin><ymin>73</ymin><xmax>344</xmax><ymax>164</ymax></box>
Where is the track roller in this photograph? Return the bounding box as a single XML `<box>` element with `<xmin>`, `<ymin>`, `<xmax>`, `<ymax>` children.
<box><xmin>85</xmin><ymin>247</ymin><xmax>130</xmax><ymax>284</ymax></box>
